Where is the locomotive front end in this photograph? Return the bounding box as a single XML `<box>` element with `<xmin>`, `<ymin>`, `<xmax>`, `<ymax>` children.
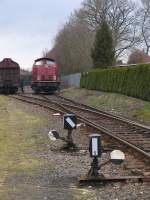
<box><xmin>31</xmin><ymin>57</ymin><xmax>59</xmax><ymax>94</ymax></box>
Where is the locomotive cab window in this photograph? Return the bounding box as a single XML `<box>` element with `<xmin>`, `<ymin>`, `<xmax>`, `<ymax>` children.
<box><xmin>34</xmin><ymin>59</ymin><xmax>55</xmax><ymax>66</ymax></box>
<box><xmin>35</xmin><ymin>60</ymin><xmax>43</xmax><ymax>66</ymax></box>
<box><xmin>46</xmin><ymin>60</ymin><xmax>55</xmax><ymax>65</ymax></box>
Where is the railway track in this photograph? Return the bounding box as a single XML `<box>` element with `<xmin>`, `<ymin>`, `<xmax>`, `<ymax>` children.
<box><xmin>10</xmin><ymin>94</ymin><xmax>150</xmax><ymax>171</ymax></box>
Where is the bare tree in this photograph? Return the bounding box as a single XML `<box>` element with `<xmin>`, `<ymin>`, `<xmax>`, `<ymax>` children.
<box><xmin>128</xmin><ymin>48</ymin><xmax>150</xmax><ymax>64</ymax></box>
<box><xmin>42</xmin><ymin>48</ymin><xmax>49</xmax><ymax>57</ymax></box>
<box><xmin>51</xmin><ymin>10</ymin><xmax>94</xmax><ymax>75</ymax></box>
<box><xmin>81</xmin><ymin>0</ymin><xmax>138</xmax><ymax>58</ymax></box>
<box><xmin>46</xmin><ymin>47</ymin><xmax>56</xmax><ymax>60</ymax></box>
<box><xmin>47</xmin><ymin>0</ymin><xmax>142</xmax><ymax>75</ymax></box>
<box><xmin>140</xmin><ymin>0</ymin><xmax>150</xmax><ymax>54</ymax></box>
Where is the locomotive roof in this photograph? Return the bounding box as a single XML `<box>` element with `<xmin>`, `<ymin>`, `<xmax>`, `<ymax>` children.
<box><xmin>35</xmin><ymin>57</ymin><xmax>55</xmax><ymax>62</ymax></box>
<box><xmin>0</xmin><ymin>58</ymin><xmax>20</xmax><ymax>68</ymax></box>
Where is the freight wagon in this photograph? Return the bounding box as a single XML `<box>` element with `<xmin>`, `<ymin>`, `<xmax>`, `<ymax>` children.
<box><xmin>0</xmin><ymin>58</ymin><xmax>20</xmax><ymax>94</ymax></box>
<box><xmin>31</xmin><ymin>57</ymin><xmax>59</xmax><ymax>94</ymax></box>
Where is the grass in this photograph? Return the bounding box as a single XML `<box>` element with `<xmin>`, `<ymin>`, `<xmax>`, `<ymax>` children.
<box><xmin>61</xmin><ymin>88</ymin><xmax>150</xmax><ymax>125</ymax></box>
<box><xmin>60</xmin><ymin>87</ymin><xmax>88</xmax><ymax>100</ymax></box>
<box><xmin>71</xmin><ymin>187</ymin><xmax>96</xmax><ymax>200</ymax></box>
<box><xmin>0</xmin><ymin>96</ymin><xmax>54</xmax><ymax>185</ymax></box>
<box><xmin>132</xmin><ymin>103</ymin><xmax>150</xmax><ymax>123</ymax></box>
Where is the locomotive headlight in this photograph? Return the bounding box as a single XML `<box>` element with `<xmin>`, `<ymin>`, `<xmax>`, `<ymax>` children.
<box><xmin>53</xmin><ymin>75</ymin><xmax>56</xmax><ymax>81</ymax></box>
<box><xmin>110</xmin><ymin>150</ymin><xmax>125</xmax><ymax>165</ymax></box>
<box><xmin>89</xmin><ymin>134</ymin><xmax>101</xmax><ymax>158</ymax></box>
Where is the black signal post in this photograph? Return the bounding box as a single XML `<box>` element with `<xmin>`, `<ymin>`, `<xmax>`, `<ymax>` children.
<box><xmin>48</xmin><ymin>114</ymin><xmax>77</xmax><ymax>150</ymax></box>
<box><xmin>63</xmin><ymin>114</ymin><xmax>77</xmax><ymax>149</ymax></box>
<box><xmin>88</xmin><ymin>134</ymin><xmax>102</xmax><ymax>177</ymax></box>
<box><xmin>79</xmin><ymin>134</ymin><xmax>127</xmax><ymax>185</ymax></box>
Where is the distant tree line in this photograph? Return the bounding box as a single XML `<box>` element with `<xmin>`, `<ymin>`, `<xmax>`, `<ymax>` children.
<box><xmin>46</xmin><ymin>0</ymin><xmax>150</xmax><ymax>75</ymax></box>
<box><xmin>128</xmin><ymin>49</ymin><xmax>150</xmax><ymax>64</ymax></box>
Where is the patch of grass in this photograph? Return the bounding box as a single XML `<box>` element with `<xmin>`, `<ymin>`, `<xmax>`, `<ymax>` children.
<box><xmin>0</xmin><ymin>96</ymin><xmax>8</xmax><ymax>105</ymax></box>
<box><xmin>85</xmin><ymin>93</ymin><xmax>142</xmax><ymax>111</ymax></box>
<box><xmin>14</xmin><ymin>111</ymin><xmax>48</xmax><ymax>127</ymax></box>
<box><xmin>71</xmin><ymin>188</ymin><xmax>96</xmax><ymax>200</ymax></box>
<box><xmin>132</xmin><ymin>103</ymin><xmax>150</xmax><ymax>123</ymax></box>
<box><xmin>0</xmin><ymin>96</ymin><xmax>54</xmax><ymax>184</ymax></box>
<box><xmin>61</xmin><ymin>87</ymin><xmax>88</xmax><ymax>100</ymax></box>
<box><xmin>0</xmin><ymin>185</ymin><xmax>18</xmax><ymax>200</ymax></box>
<box><xmin>61</xmin><ymin>88</ymin><xmax>150</xmax><ymax>125</ymax></box>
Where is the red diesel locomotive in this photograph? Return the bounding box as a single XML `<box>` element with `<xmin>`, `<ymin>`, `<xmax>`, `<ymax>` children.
<box><xmin>31</xmin><ymin>57</ymin><xmax>59</xmax><ymax>93</ymax></box>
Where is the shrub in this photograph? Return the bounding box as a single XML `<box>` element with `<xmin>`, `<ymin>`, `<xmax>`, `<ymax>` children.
<box><xmin>80</xmin><ymin>64</ymin><xmax>150</xmax><ymax>101</ymax></box>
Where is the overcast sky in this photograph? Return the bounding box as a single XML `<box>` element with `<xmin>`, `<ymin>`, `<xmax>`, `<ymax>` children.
<box><xmin>0</xmin><ymin>0</ymin><xmax>83</xmax><ymax>69</ymax></box>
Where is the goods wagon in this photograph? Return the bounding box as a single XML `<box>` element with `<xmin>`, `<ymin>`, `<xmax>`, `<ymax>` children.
<box><xmin>31</xmin><ymin>57</ymin><xmax>59</xmax><ymax>93</ymax></box>
<box><xmin>0</xmin><ymin>58</ymin><xmax>20</xmax><ymax>94</ymax></box>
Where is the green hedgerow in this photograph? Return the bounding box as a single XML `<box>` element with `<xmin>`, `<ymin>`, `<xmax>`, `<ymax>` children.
<box><xmin>80</xmin><ymin>64</ymin><xmax>150</xmax><ymax>101</ymax></box>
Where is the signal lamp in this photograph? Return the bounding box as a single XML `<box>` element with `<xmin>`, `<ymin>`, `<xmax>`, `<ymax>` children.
<box><xmin>63</xmin><ymin>114</ymin><xmax>77</xmax><ymax>130</ymax></box>
<box><xmin>89</xmin><ymin>134</ymin><xmax>101</xmax><ymax>158</ymax></box>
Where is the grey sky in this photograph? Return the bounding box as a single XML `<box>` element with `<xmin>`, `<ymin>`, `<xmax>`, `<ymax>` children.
<box><xmin>0</xmin><ymin>0</ymin><xmax>83</xmax><ymax>69</ymax></box>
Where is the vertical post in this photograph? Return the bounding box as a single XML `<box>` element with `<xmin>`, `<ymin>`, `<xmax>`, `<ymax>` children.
<box><xmin>64</xmin><ymin>114</ymin><xmax>77</xmax><ymax>149</ymax></box>
<box><xmin>67</xmin><ymin>129</ymin><xmax>76</xmax><ymax>148</ymax></box>
<box><xmin>88</xmin><ymin>157</ymin><xmax>100</xmax><ymax>177</ymax></box>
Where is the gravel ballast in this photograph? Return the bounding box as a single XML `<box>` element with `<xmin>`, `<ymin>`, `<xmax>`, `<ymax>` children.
<box><xmin>0</xmin><ymin>96</ymin><xmax>149</xmax><ymax>200</ymax></box>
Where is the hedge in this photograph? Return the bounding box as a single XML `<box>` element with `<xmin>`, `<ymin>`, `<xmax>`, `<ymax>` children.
<box><xmin>80</xmin><ymin>64</ymin><xmax>150</xmax><ymax>101</ymax></box>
